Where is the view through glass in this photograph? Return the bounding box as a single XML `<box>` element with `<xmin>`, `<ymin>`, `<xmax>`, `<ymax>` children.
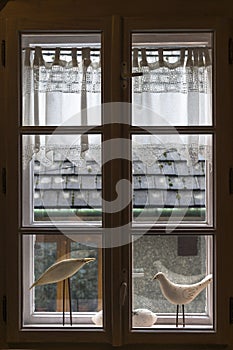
<box><xmin>131</xmin><ymin>32</ymin><xmax>214</xmax><ymax>329</ymax></box>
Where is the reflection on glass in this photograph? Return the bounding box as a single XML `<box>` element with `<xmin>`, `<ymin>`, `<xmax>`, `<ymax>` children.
<box><xmin>132</xmin><ymin>32</ymin><xmax>212</xmax><ymax>126</ymax></box>
<box><xmin>132</xmin><ymin>134</ymin><xmax>212</xmax><ymax>225</ymax></box>
<box><xmin>132</xmin><ymin>234</ymin><xmax>213</xmax><ymax>328</ymax></box>
<box><xmin>23</xmin><ymin>234</ymin><xmax>102</xmax><ymax>327</ymax></box>
<box><xmin>21</xmin><ymin>33</ymin><xmax>101</xmax><ymax>126</ymax></box>
<box><xmin>22</xmin><ymin>134</ymin><xmax>102</xmax><ymax>225</ymax></box>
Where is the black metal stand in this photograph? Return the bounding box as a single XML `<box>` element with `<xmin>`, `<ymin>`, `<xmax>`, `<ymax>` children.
<box><xmin>68</xmin><ymin>277</ymin><xmax>72</xmax><ymax>326</ymax></box>
<box><xmin>62</xmin><ymin>278</ymin><xmax>72</xmax><ymax>326</ymax></box>
<box><xmin>182</xmin><ymin>304</ymin><xmax>185</xmax><ymax>327</ymax></box>
<box><xmin>176</xmin><ymin>304</ymin><xmax>185</xmax><ymax>327</ymax></box>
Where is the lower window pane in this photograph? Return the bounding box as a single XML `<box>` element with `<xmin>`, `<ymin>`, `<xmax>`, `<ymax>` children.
<box><xmin>22</xmin><ymin>234</ymin><xmax>103</xmax><ymax>327</ymax></box>
<box><xmin>132</xmin><ymin>234</ymin><xmax>213</xmax><ymax>329</ymax></box>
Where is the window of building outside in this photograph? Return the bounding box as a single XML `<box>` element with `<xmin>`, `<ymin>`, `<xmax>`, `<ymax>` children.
<box><xmin>20</xmin><ymin>30</ymin><xmax>214</xmax><ymax>332</ymax></box>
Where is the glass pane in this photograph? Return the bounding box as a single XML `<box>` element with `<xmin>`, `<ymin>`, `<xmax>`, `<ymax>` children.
<box><xmin>132</xmin><ymin>134</ymin><xmax>212</xmax><ymax>226</ymax></box>
<box><xmin>22</xmin><ymin>134</ymin><xmax>102</xmax><ymax>225</ymax></box>
<box><xmin>23</xmin><ymin>234</ymin><xmax>102</xmax><ymax>327</ymax></box>
<box><xmin>21</xmin><ymin>33</ymin><xmax>101</xmax><ymax>126</ymax></box>
<box><xmin>132</xmin><ymin>234</ymin><xmax>213</xmax><ymax>328</ymax></box>
<box><xmin>131</xmin><ymin>32</ymin><xmax>212</xmax><ymax>126</ymax></box>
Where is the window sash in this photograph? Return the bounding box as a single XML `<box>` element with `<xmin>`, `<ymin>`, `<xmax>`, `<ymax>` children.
<box><xmin>3</xmin><ymin>15</ymin><xmax>226</xmax><ymax>346</ymax></box>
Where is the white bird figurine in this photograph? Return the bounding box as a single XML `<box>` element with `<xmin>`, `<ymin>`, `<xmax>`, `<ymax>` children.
<box><xmin>153</xmin><ymin>272</ymin><xmax>213</xmax><ymax>327</ymax></box>
<box><xmin>30</xmin><ymin>257</ymin><xmax>95</xmax><ymax>325</ymax></box>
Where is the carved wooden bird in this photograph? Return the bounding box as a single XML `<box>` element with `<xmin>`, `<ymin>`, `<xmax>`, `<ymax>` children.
<box><xmin>30</xmin><ymin>257</ymin><xmax>95</xmax><ymax>325</ymax></box>
<box><xmin>153</xmin><ymin>272</ymin><xmax>213</xmax><ymax>327</ymax></box>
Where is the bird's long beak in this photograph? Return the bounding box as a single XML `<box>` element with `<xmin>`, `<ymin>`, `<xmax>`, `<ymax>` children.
<box><xmin>83</xmin><ymin>258</ymin><xmax>95</xmax><ymax>263</ymax></box>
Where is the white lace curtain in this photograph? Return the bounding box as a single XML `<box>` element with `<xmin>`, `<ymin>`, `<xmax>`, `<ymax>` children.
<box><xmin>22</xmin><ymin>45</ymin><xmax>212</xmax><ymax>167</ymax></box>
<box><xmin>23</xmin><ymin>46</ymin><xmax>101</xmax><ymax>127</ymax></box>
<box><xmin>132</xmin><ymin>47</ymin><xmax>212</xmax><ymax>127</ymax></box>
<box><xmin>23</xmin><ymin>46</ymin><xmax>211</xmax><ymax>94</ymax></box>
<box><xmin>132</xmin><ymin>47</ymin><xmax>211</xmax><ymax>94</ymax></box>
<box><xmin>132</xmin><ymin>46</ymin><xmax>212</xmax><ymax>166</ymax></box>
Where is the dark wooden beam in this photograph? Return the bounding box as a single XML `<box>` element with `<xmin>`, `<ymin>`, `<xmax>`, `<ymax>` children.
<box><xmin>0</xmin><ymin>0</ymin><xmax>10</xmax><ymax>11</ymax></box>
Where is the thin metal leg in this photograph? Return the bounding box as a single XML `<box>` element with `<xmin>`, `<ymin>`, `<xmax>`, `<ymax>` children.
<box><xmin>182</xmin><ymin>304</ymin><xmax>185</xmax><ymax>327</ymax></box>
<box><xmin>63</xmin><ymin>280</ymin><xmax>65</xmax><ymax>326</ymax></box>
<box><xmin>68</xmin><ymin>278</ymin><xmax>72</xmax><ymax>326</ymax></box>
<box><xmin>176</xmin><ymin>304</ymin><xmax>179</xmax><ymax>327</ymax></box>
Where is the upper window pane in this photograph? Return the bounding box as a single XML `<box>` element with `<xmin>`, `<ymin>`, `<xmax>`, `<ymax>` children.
<box><xmin>21</xmin><ymin>34</ymin><xmax>101</xmax><ymax>126</ymax></box>
<box><xmin>132</xmin><ymin>134</ymin><xmax>213</xmax><ymax>226</ymax></box>
<box><xmin>131</xmin><ymin>32</ymin><xmax>212</xmax><ymax>126</ymax></box>
<box><xmin>22</xmin><ymin>134</ymin><xmax>102</xmax><ymax>226</ymax></box>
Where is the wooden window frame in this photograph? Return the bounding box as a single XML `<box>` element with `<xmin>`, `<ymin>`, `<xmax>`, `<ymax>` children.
<box><xmin>1</xmin><ymin>12</ymin><xmax>233</xmax><ymax>348</ymax></box>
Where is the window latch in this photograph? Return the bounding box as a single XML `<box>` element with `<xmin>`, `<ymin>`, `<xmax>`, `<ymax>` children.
<box><xmin>121</xmin><ymin>61</ymin><xmax>143</xmax><ymax>89</ymax></box>
<box><xmin>120</xmin><ymin>281</ymin><xmax>127</xmax><ymax>306</ymax></box>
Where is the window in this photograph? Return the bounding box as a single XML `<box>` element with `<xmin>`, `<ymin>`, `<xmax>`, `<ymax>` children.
<box><xmin>3</xmin><ymin>13</ymin><xmax>233</xmax><ymax>348</ymax></box>
<box><xmin>21</xmin><ymin>29</ymin><xmax>214</xmax><ymax>328</ymax></box>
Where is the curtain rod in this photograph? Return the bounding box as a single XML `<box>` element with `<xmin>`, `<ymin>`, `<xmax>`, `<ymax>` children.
<box><xmin>132</xmin><ymin>46</ymin><xmax>211</xmax><ymax>51</ymax></box>
<box><xmin>22</xmin><ymin>46</ymin><xmax>210</xmax><ymax>52</ymax></box>
<box><xmin>22</xmin><ymin>47</ymin><xmax>100</xmax><ymax>51</ymax></box>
